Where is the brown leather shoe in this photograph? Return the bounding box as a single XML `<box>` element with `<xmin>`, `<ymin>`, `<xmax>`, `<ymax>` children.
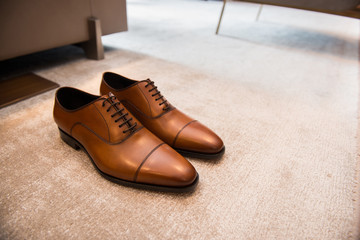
<box><xmin>100</xmin><ymin>72</ymin><xmax>225</xmax><ymax>159</ymax></box>
<box><xmin>53</xmin><ymin>87</ymin><xmax>198</xmax><ymax>192</ymax></box>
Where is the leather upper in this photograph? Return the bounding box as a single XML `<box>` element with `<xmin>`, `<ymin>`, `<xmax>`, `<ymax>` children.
<box><xmin>100</xmin><ymin>72</ymin><xmax>224</xmax><ymax>154</ymax></box>
<box><xmin>53</xmin><ymin>87</ymin><xmax>197</xmax><ymax>187</ymax></box>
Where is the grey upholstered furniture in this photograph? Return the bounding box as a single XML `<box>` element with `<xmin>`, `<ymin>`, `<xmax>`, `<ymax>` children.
<box><xmin>216</xmin><ymin>0</ymin><xmax>360</xmax><ymax>34</ymax></box>
<box><xmin>0</xmin><ymin>0</ymin><xmax>127</xmax><ymax>61</ymax></box>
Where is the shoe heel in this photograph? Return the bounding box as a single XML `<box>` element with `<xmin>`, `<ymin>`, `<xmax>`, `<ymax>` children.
<box><xmin>59</xmin><ymin>128</ymin><xmax>80</xmax><ymax>150</ymax></box>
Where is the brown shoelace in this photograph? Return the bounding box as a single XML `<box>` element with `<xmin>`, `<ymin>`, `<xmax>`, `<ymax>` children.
<box><xmin>102</xmin><ymin>94</ymin><xmax>137</xmax><ymax>134</ymax></box>
<box><xmin>145</xmin><ymin>80</ymin><xmax>170</xmax><ymax>111</ymax></box>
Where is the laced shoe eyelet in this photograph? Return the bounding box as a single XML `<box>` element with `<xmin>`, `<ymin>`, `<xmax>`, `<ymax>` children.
<box><xmin>144</xmin><ymin>81</ymin><xmax>169</xmax><ymax>112</ymax></box>
<box><xmin>103</xmin><ymin>95</ymin><xmax>137</xmax><ymax>133</ymax></box>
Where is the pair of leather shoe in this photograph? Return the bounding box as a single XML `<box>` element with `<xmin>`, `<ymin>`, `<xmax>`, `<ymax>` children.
<box><xmin>53</xmin><ymin>72</ymin><xmax>225</xmax><ymax>192</ymax></box>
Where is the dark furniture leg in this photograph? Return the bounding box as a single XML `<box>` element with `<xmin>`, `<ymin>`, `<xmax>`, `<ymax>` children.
<box><xmin>216</xmin><ymin>0</ymin><xmax>227</xmax><ymax>34</ymax></box>
<box><xmin>80</xmin><ymin>17</ymin><xmax>105</xmax><ymax>60</ymax></box>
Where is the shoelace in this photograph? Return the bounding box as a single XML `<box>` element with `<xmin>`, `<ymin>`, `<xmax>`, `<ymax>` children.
<box><xmin>145</xmin><ymin>79</ymin><xmax>170</xmax><ymax>111</ymax></box>
<box><xmin>102</xmin><ymin>95</ymin><xmax>137</xmax><ymax>134</ymax></box>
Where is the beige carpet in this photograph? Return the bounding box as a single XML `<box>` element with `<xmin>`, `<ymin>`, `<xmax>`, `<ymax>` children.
<box><xmin>0</xmin><ymin>48</ymin><xmax>359</xmax><ymax>239</ymax></box>
<box><xmin>1</xmin><ymin>0</ymin><xmax>360</xmax><ymax>239</ymax></box>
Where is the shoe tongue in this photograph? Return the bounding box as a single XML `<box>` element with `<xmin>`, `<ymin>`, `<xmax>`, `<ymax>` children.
<box><xmin>108</xmin><ymin>92</ymin><xmax>115</xmax><ymax>98</ymax></box>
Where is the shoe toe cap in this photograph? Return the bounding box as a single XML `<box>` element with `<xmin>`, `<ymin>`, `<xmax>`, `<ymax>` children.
<box><xmin>174</xmin><ymin>121</ymin><xmax>224</xmax><ymax>154</ymax></box>
<box><xmin>135</xmin><ymin>144</ymin><xmax>197</xmax><ymax>187</ymax></box>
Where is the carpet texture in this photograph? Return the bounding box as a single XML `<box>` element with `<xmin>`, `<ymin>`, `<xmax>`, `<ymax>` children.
<box><xmin>1</xmin><ymin>0</ymin><xmax>359</xmax><ymax>239</ymax></box>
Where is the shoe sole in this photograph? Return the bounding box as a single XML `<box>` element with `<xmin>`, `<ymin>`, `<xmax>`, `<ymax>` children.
<box><xmin>59</xmin><ymin>128</ymin><xmax>199</xmax><ymax>193</ymax></box>
<box><xmin>175</xmin><ymin>146</ymin><xmax>225</xmax><ymax>160</ymax></box>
